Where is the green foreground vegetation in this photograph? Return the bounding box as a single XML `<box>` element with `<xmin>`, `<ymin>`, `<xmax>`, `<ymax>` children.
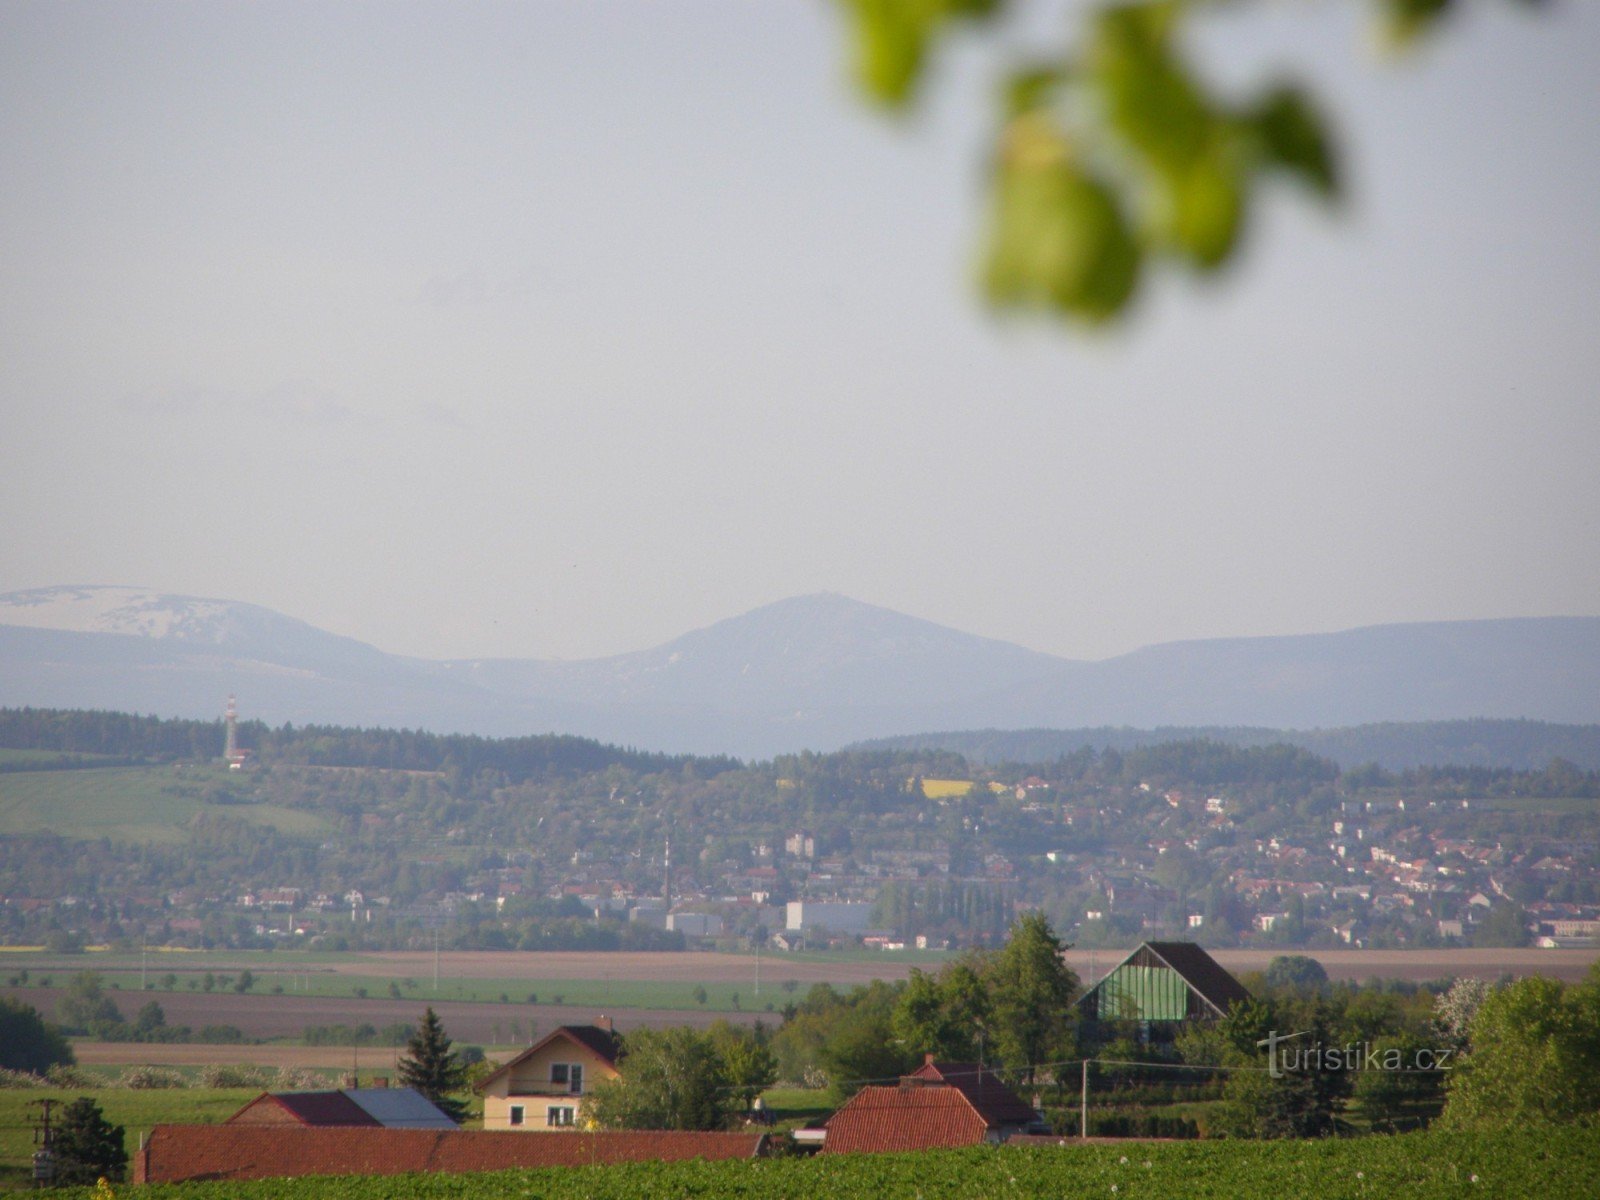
<box><xmin>31</xmin><ymin>1125</ymin><xmax>1600</xmax><ymax>1200</ymax></box>
<box><xmin>0</xmin><ymin>1090</ymin><xmax>258</xmax><ymax>1190</ymax></box>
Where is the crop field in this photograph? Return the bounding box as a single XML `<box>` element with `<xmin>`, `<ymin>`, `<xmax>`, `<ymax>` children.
<box><xmin>31</xmin><ymin>1124</ymin><xmax>1600</xmax><ymax>1199</ymax></box>
<box><xmin>918</xmin><ymin>778</ymin><xmax>977</xmax><ymax>798</ymax></box>
<box><xmin>0</xmin><ymin>768</ymin><xmax>330</xmax><ymax>843</ymax></box>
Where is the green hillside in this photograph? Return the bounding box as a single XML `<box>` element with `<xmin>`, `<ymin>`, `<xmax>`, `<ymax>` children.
<box><xmin>0</xmin><ymin>766</ymin><xmax>331</xmax><ymax>844</ymax></box>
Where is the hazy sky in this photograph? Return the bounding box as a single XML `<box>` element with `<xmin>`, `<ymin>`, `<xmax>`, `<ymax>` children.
<box><xmin>3</xmin><ymin>1</ymin><xmax>1597</xmax><ymax>664</ymax></box>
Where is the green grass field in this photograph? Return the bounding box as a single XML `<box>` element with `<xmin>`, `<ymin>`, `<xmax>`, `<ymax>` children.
<box><xmin>0</xmin><ymin>750</ymin><xmax>115</xmax><ymax>768</ymax></box>
<box><xmin>1469</xmin><ymin>795</ymin><xmax>1600</xmax><ymax>815</ymax></box>
<box><xmin>0</xmin><ymin>767</ymin><xmax>331</xmax><ymax>843</ymax></box>
<box><xmin>0</xmin><ymin>1089</ymin><xmax>259</xmax><ymax>1191</ymax></box>
<box><xmin>2</xmin><ymin>945</ymin><xmax>939</xmax><ymax>1015</ymax></box>
<box><xmin>8</xmin><ymin>972</ymin><xmax>793</xmax><ymax>1017</ymax></box>
<box><xmin>26</xmin><ymin>1123</ymin><xmax>1600</xmax><ymax>1199</ymax></box>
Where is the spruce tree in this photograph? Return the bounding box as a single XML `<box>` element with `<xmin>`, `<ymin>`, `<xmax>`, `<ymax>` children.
<box><xmin>51</xmin><ymin>1097</ymin><xmax>127</xmax><ymax>1184</ymax></box>
<box><xmin>396</xmin><ymin>1007</ymin><xmax>468</xmax><ymax>1123</ymax></box>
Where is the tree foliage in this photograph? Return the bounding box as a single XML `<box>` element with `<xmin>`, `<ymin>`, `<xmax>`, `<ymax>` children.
<box><xmin>1263</xmin><ymin>955</ymin><xmax>1330</xmax><ymax>995</ymax></box>
<box><xmin>50</xmin><ymin>1097</ymin><xmax>127</xmax><ymax>1185</ymax></box>
<box><xmin>587</xmin><ymin>1027</ymin><xmax>738</xmax><ymax>1131</ymax></box>
<box><xmin>1438</xmin><ymin>967</ymin><xmax>1600</xmax><ymax>1128</ymax></box>
<box><xmin>396</xmin><ymin>1007</ymin><xmax>468</xmax><ymax>1123</ymax></box>
<box><xmin>988</xmin><ymin>912</ymin><xmax>1079</xmax><ymax>1083</ymax></box>
<box><xmin>0</xmin><ymin>996</ymin><xmax>73</xmax><ymax>1074</ymax></box>
<box><xmin>837</xmin><ymin>0</ymin><xmax>1543</xmax><ymax>326</ymax></box>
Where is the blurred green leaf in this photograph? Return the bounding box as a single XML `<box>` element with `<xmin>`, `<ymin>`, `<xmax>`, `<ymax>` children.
<box><xmin>984</xmin><ymin>117</ymin><xmax>1141</xmax><ymax>321</ymax></box>
<box><xmin>1168</xmin><ymin>155</ymin><xmax>1245</xmax><ymax>267</ymax></box>
<box><xmin>841</xmin><ymin>0</ymin><xmax>1004</xmax><ymax>107</ymax></box>
<box><xmin>1089</xmin><ymin>3</ymin><xmax>1211</xmax><ymax>177</ymax></box>
<box><xmin>1252</xmin><ymin>85</ymin><xmax>1340</xmax><ymax>198</ymax></box>
<box><xmin>1380</xmin><ymin>0</ymin><xmax>1456</xmax><ymax>48</ymax></box>
<box><xmin>1003</xmin><ymin>64</ymin><xmax>1068</xmax><ymax>119</ymax></box>
<box><xmin>839</xmin><ymin>0</ymin><xmax>1544</xmax><ymax>328</ymax></box>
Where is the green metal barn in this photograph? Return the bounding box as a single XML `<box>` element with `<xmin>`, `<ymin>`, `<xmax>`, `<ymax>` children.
<box><xmin>1077</xmin><ymin>941</ymin><xmax>1251</xmax><ymax>1024</ymax></box>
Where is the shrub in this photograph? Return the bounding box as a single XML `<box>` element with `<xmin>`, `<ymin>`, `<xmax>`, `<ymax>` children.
<box><xmin>198</xmin><ymin>1064</ymin><xmax>272</xmax><ymax>1089</ymax></box>
<box><xmin>117</xmin><ymin>1065</ymin><xmax>186</xmax><ymax>1089</ymax></box>
<box><xmin>46</xmin><ymin>1064</ymin><xmax>108</xmax><ymax>1088</ymax></box>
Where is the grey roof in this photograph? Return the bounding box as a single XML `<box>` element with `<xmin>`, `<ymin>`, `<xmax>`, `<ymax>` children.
<box><xmin>343</xmin><ymin>1088</ymin><xmax>458</xmax><ymax>1129</ymax></box>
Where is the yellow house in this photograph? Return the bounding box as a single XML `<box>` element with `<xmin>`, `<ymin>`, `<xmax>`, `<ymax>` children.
<box><xmin>477</xmin><ymin>1021</ymin><xmax>622</xmax><ymax>1131</ymax></box>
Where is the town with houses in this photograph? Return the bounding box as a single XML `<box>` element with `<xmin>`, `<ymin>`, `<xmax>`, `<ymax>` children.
<box><xmin>7</xmin><ymin>731</ymin><xmax>1596</xmax><ymax>956</ymax></box>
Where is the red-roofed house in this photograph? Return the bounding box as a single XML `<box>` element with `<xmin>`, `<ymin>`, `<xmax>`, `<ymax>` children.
<box><xmin>905</xmin><ymin>1058</ymin><xmax>1040</xmax><ymax>1128</ymax></box>
<box><xmin>822</xmin><ymin>1059</ymin><xmax>1041</xmax><ymax>1154</ymax></box>
<box><xmin>227</xmin><ymin>1091</ymin><xmax>378</xmax><ymax>1127</ymax></box>
<box><xmin>134</xmin><ymin>1126</ymin><xmax>769</xmax><ymax>1184</ymax></box>
<box><xmin>226</xmin><ymin>1088</ymin><xmax>459</xmax><ymax>1130</ymax></box>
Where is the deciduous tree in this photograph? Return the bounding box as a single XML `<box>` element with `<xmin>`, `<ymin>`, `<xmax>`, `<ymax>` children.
<box><xmin>587</xmin><ymin>1027</ymin><xmax>735</xmax><ymax>1130</ymax></box>
<box><xmin>0</xmin><ymin>997</ymin><xmax>73</xmax><ymax>1074</ymax></box>
<box><xmin>986</xmin><ymin>912</ymin><xmax>1079</xmax><ymax>1084</ymax></box>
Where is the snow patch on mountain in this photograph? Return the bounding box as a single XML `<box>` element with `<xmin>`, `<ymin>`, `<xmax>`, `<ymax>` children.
<box><xmin>0</xmin><ymin>585</ymin><xmax>244</xmax><ymax>641</ymax></box>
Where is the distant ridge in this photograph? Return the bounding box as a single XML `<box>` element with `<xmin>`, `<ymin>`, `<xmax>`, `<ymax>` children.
<box><xmin>847</xmin><ymin>719</ymin><xmax>1600</xmax><ymax>772</ymax></box>
<box><xmin>2</xmin><ymin>585</ymin><xmax>1597</xmax><ymax>759</ymax></box>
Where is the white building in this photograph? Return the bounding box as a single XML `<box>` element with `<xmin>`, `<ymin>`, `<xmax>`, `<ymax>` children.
<box><xmin>785</xmin><ymin>900</ymin><xmax>874</xmax><ymax>934</ymax></box>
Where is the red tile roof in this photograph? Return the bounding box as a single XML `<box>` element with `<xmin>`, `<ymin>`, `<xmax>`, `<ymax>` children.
<box><xmin>822</xmin><ymin>1084</ymin><xmax>992</xmax><ymax>1155</ymax></box>
<box><xmin>226</xmin><ymin>1092</ymin><xmax>380</xmax><ymax>1127</ymax></box>
<box><xmin>135</xmin><ymin>1127</ymin><xmax>768</xmax><ymax>1184</ymax></box>
<box><xmin>907</xmin><ymin>1059</ymin><xmax>1038</xmax><ymax>1127</ymax></box>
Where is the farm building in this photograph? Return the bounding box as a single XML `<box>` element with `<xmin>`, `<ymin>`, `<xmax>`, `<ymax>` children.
<box><xmin>821</xmin><ymin>1056</ymin><xmax>1043</xmax><ymax>1154</ymax></box>
<box><xmin>225</xmin><ymin>1087</ymin><xmax>457</xmax><ymax>1129</ymax></box>
<box><xmin>1076</xmin><ymin>941</ymin><xmax>1251</xmax><ymax>1032</ymax></box>
<box><xmin>476</xmin><ymin>1021</ymin><xmax>622</xmax><ymax>1130</ymax></box>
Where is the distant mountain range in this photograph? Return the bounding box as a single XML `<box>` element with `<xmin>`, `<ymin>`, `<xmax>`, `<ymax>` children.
<box><xmin>1</xmin><ymin>584</ymin><xmax>1597</xmax><ymax>760</ymax></box>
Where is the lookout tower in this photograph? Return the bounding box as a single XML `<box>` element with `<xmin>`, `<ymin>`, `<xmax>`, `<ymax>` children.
<box><xmin>223</xmin><ymin>695</ymin><xmax>249</xmax><ymax>769</ymax></box>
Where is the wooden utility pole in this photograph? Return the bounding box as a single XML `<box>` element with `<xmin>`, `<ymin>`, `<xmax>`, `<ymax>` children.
<box><xmin>1080</xmin><ymin>1059</ymin><xmax>1089</xmax><ymax>1141</ymax></box>
<box><xmin>28</xmin><ymin>1098</ymin><xmax>58</xmax><ymax>1189</ymax></box>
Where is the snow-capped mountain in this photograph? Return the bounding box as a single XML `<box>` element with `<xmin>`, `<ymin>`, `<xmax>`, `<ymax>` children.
<box><xmin>1</xmin><ymin>585</ymin><xmax>1597</xmax><ymax>758</ymax></box>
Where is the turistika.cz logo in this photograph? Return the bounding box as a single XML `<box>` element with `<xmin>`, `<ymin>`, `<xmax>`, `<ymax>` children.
<box><xmin>1255</xmin><ymin>1030</ymin><xmax>1455</xmax><ymax>1079</ymax></box>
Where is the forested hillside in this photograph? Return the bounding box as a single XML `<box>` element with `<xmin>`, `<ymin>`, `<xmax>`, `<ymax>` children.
<box><xmin>1</xmin><ymin>709</ymin><xmax>1597</xmax><ymax>957</ymax></box>
<box><xmin>854</xmin><ymin>719</ymin><xmax>1600</xmax><ymax>771</ymax></box>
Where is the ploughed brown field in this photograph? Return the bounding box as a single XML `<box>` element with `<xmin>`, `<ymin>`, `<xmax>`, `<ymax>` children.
<box><xmin>4</xmin><ymin>986</ymin><xmax>761</xmax><ymax>1048</ymax></box>
<box><xmin>71</xmin><ymin>1042</ymin><xmax>414</xmax><ymax>1070</ymax></box>
<box><xmin>327</xmin><ymin>946</ymin><xmax>1600</xmax><ymax>986</ymax></box>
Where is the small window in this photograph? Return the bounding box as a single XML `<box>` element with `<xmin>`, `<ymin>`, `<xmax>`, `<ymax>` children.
<box><xmin>508</xmin><ymin>1105</ymin><xmax>524</xmax><ymax>1127</ymax></box>
<box><xmin>569</xmin><ymin>1063</ymin><xmax>583</xmax><ymax>1094</ymax></box>
<box><xmin>550</xmin><ymin>1063</ymin><xmax>570</xmax><ymax>1086</ymax></box>
<box><xmin>547</xmin><ymin>1105</ymin><xmax>574</xmax><ymax>1127</ymax></box>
